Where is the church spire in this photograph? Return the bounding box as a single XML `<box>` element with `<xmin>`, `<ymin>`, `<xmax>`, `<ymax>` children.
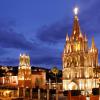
<box><xmin>91</xmin><ymin>37</ymin><xmax>96</xmax><ymax>49</ymax></box>
<box><xmin>66</xmin><ymin>33</ymin><xmax>69</xmax><ymax>41</ymax></box>
<box><xmin>84</xmin><ymin>34</ymin><xmax>88</xmax><ymax>42</ymax></box>
<box><xmin>71</xmin><ymin>7</ymin><xmax>80</xmax><ymax>39</ymax></box>
<box><xmin>90</xmin><ymin>37</ymin><xmax>98</xmax><ymax>53</ymax></box>
<box><xmin>79</xmin><ymin>30</ymin><xmax>83</xmax><ymax>38</ymax></box>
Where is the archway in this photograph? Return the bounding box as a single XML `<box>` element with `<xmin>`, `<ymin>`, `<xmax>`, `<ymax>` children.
<box><xmin>68</xmin><ymin>81</ymin><xmax>78</xmax><ymax>90</ymax></box>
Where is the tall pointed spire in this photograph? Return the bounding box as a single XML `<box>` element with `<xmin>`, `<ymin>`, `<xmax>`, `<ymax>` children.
<box><xmin>66</xmin><ymin>33</ymin><xmax>69</xmax><ymax>41</ymax></box>
<box><xmin>91</xmin><ymin>37</ymin><xmax>96</xmax><ymax>49</ymax></box>
<box><xmin>84</xmin><ymin>34</ymin><xmax>88</xmax><ymax>42</ymax></box>
<box><xmin>71</xmin><ymin>7</ymin><xmax>80</xmax><ymax>39</ymax></box>
<box><xmin>90</xmin><ymin>37</ymin><xmax>97</xmax><ymax>52</ymax></box>
<box><xmin>79</xmin><ymin>30</ymin><xmax>83</xmax><ymax>38</ymax></box>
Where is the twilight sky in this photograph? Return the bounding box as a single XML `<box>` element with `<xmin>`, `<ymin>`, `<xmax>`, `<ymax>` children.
<box><xmin>0</xmin><ymin>0</ymin><xmax>100</xmax><ymax>69</ymax></box>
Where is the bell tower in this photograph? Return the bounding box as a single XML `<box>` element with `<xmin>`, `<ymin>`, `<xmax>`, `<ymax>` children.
<box><xmin>18</xmin><ymin>54</ymin><xmax>32</xmax><ymax>98</ymax></box>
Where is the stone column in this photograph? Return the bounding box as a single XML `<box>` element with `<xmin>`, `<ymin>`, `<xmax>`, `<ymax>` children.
<box><xmin>68</xmin><ymin>91</ymin><xmax>71</xmax><ymax>100</ymax></box>
<box><xmin>30</xmin><ymin>88</ymin><xmax>32</xmax><ymax>99</ymax></box>
<box><xmin>23</xmin><ymin>88</ymin><xmax>25</xmax><ymax>98</ymax></box>
<box><xmin>47</xmin><ymin>79</ymin><xmax>51</xmax><ymax>100</ymax></box>
<box><xmin>17</xmin><ymin>87</ymin><xmax>19</xmax><ymax>97</ymax></box>
<box><xmin>56</xmin><ymin>76</ymin><xmax>58</xmax><ymax>100</ymax></box>
<box><xmin>56</xmin><ymin>83</ymin><xmax>59</xmax><ymax>100</ymax></box>
<box><xmin>38</xmin><ymin>88</ymin><xmax>40</xmax><ymax>100</ymax></box>
<box><xmin>47</xmin><ymin>88</ymin><xmax>49</xmax><ymax>100</ymax></box>
<box><xmin>56</xmin><ymin>89</ymin><xmax>58</xmax><ymax>100</ymax></box>
<box><xmin>99</xmin><ymin>83</ymin><xmax>100</xmax><ymax>100</ymax></box>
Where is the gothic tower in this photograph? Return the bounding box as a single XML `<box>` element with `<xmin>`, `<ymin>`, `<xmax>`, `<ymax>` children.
<box><xmin>62</xmin><ymin>7</ymin><xmax>99</xmax><ymax>94</ymax></box>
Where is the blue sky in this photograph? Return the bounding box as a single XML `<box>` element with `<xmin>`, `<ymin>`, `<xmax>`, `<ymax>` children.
<box><xmin>0</xmin><ymin>0</ymin><xmax>100</xmax><ymax>69</ymax></box>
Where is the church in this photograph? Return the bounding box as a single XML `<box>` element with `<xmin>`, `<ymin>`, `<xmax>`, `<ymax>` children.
<box><xmin>62</xmin><ymin>7</ymin><xmax>99</xmax><ymax>94</ymax></box>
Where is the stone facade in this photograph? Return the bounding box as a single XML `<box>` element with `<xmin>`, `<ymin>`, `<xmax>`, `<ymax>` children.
<box><xmin>62</xmin><ymin>14</ymin><xmax>99</xmax><ymax>93</ymax></box>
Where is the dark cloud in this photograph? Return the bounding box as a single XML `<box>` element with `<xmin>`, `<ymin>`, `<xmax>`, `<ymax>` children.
<box><xmin>34</xmin><ymin>0</ymin><xmax>100</xmax><ymax>68</ymax></box>
<box><xmin>0</xmin><ymin>20</ymin><xmax>36</xmax><ymax>51</ymax></box>
<box><xmin>0</xmin><ymin>58</ymin><xmax>18</xmax><ymax>66</ymax></box>
<box><xmin>36</xmin><ymin>0</ymin><xmax>100</xmax><ymax>46</ymax></box>
<box><xmin>36</xmin><ymin>21</ymin><xmax>70</xmax><ymax>44</ymax></box>
<box><xmin>31</xmin><ymin>55</ymin><xmax>62</xmax><ymax>68</ymax></box>
<box><xmin>0</xmin><ymin>1</ymin><xmax>100</xmax><ymax>69</ymax></box>
<box><xmin>0</xmin><ymin>29</ymin><xmax>34</xmax><ymax>50</ymax></box>
<box><xmin>0</xmin><ymin>20</ymin><xmax>63</xmax><ymax>68</ymax></box>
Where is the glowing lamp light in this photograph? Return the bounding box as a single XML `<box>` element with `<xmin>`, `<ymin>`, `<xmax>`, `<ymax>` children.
<box><xmin>74</xmin><ymin>7</ymin><xmax>79</xmax><ymax>15</ymax></box>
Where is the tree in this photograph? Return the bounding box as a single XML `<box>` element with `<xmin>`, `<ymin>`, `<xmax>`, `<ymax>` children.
<box><xmin>51</xmin><ymin>67</ymin><xmax>59</xmax><ymax>76</ymax></box>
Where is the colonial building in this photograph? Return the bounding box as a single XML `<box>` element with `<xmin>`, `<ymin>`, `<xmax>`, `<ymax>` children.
<box><xmin>18</xmin><ymin>54</ymin><xmax>32</xmax><ymax>97</ymax></box>
<box><xmin>62</xmin><ymin>8</ymin><xmax>99</xmax><ymax>94</ymax></box>
<box><xmin>0</xmin><ymin>54</ymin><xmax>46</xmax><ymax>98</ymax></box>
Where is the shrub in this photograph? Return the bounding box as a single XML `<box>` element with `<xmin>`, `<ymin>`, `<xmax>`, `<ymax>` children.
<box><xmin>92</xmin><ymin>88</ymin><xmax>99</xmax><ymax>95</ymax></box>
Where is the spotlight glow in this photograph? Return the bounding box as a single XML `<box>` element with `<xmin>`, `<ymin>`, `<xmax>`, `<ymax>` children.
<box><xmin>74</xmin><ymin>7</ymin><xmax>78</xmax><ymax>15</ymax></box>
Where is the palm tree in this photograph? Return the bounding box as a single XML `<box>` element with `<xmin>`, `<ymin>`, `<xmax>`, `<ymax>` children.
<box><xmin>51</xmin><ymin>67</ymin><xmax>59</xmax><ymax>76</ymax></box>
<box><xmin>51</xmin><ymin>66</ymin><xmax>59</xmax><ymax>100</ymax></box>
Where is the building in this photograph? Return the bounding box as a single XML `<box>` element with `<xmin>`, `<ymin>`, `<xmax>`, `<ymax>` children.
<box><xmin>0</xmin><ymin>54</ymin><xmax>62</xmax><ymax>99</ymax></box>
<box><xmin>0</xmin><ymin>54</ymin><xmax>46</xmax><ymax>98</ymax></box>
<box><xmin>0</xmin><ymin>66</ymin><xmax>18</xmax><ymax>97</ymax></box>
<box><xmin>62</xmin><ymin>8</ymin><xmax>99</xmax><ymax>94</ymax></box>
<box><xmin>31</xmin><ymin>70</ymin><xmax>46</xmax><ymax>88</ymax></box>
<box><xmin>0</xmin><ymin>66</ymin><xmax>18</xmax><ymax>87</ymax></box>
<box><xmin>18</xmin><ymin>54</ymin><xmax>32</xmax><ymax>97</ymax></box>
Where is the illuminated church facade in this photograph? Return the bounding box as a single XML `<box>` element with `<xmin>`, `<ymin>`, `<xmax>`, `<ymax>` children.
<box><xmin>62</xmin><ymin>8</ymin><xmax>99</xmax><ymax>93</ymax></box>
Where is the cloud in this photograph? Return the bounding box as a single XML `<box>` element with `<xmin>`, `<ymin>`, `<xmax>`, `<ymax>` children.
<box><xmin>0</xmin><ymin>30</ymin><xmax>34</xmax><ymax>50</ymax></box>
<box><xmin>36</xmin><ymin>21</ymin><xmax>71</xmax><ymax>44</ymax></box>
<box><xmin>0</xmin><ymin>1</ymin><xmax>100</xmax><ymax>69</ymax></box>
<box><xmin>0</xmin><ymin>19</ymin><xmax>63</xmax><ymax>68</ymax></box>
<box><xmin>36</xmin><ymin>0</ymin><xmax>100</xmax><ymax>45</ymax></box>
<box><xmin>31</xmin><ymin>55</ymin><xmax>62</xmax><ymax>68</ymax></box>
<box><xmin>0</xmin><ymin>20</ymin><xmax>36</xmax><ymax>51</ymax></box>
<box><xmin>34</xmin><ymin>0</ymin><xmax>100</xmax><ymax>68</ymax></box>
<box><xmin>0</xmin><ymin>58</ymin><xmax>18</xmax><ymax>66</ymax></box>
